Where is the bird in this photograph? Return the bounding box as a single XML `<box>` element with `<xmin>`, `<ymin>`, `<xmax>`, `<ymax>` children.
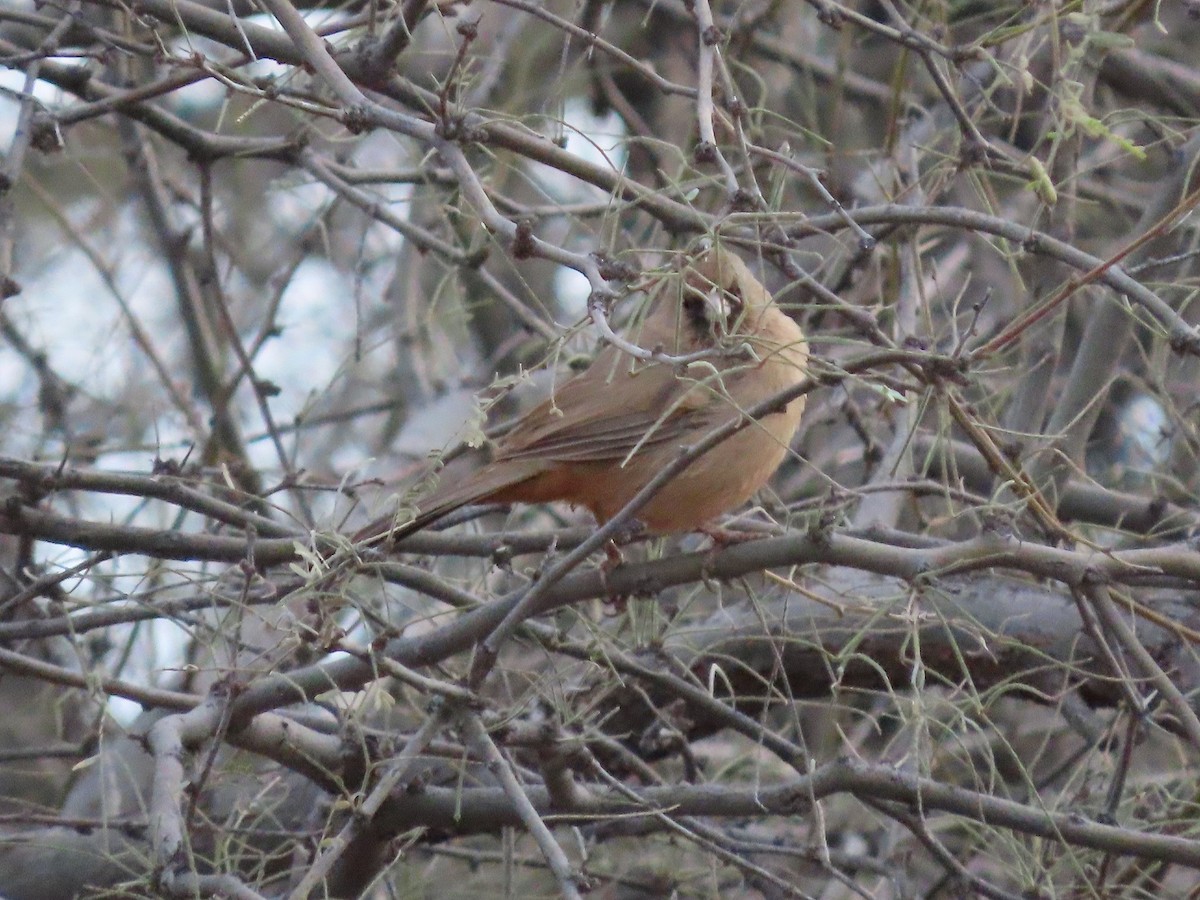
<box><xmin>358</xmin><ymin>245</ymin><xmax>809</xmax><ymax>546</ymax></box>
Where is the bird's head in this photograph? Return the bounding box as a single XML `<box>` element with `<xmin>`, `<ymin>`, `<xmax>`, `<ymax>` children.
<box><xmin>680</xmin><ymin>245</ymin><xmax>773</xmax><ymax>341</ymax></box>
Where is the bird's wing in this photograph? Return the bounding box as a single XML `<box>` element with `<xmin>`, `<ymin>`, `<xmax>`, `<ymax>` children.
<box><xmin>496</xmin><ymin>350</ymin><xmax>724</xmax><ymax>464</ymax></box>
<box><xmin>359</xmin><ymin>361</ymin><xmax>720</xmax><ymax>542</ymax></box>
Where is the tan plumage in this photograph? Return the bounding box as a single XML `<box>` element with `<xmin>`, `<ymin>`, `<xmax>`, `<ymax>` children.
<box><xmin>361</xmin><ymin>246</ymin><xmax>809</xmax><ymax>543</ymax></box>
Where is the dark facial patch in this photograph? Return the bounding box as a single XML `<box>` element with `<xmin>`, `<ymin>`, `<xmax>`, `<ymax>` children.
<box><xmin>682</xmin><ymin>271</ymin><xmax>746</xmax><ymax>337</ymax></box>
<box><xmin>682</xmin><ymin>284</ymin><xmax>712</xmax><ymax>330</ymax></box>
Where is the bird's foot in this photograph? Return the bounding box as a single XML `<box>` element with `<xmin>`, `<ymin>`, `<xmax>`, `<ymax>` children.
<box><xmin>599</xmin><ymin>540</ymin><xmax>630</xmax><ymax>612</ymax></box>
<box><xmin>699</xmin><ymin>524</ymin><xmax>768</xmax><ymax>547</ymax></box>
<box><xmin>597</xmin><ymin>520</ymin><xmax>648</xmax><ymax>607</ymax></box>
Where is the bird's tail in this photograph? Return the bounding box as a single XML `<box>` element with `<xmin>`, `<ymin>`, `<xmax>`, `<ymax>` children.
<box><xmin>352</xmin><ymin>460</ymin><xmax>543</xmax><ymax>547</ymax></box>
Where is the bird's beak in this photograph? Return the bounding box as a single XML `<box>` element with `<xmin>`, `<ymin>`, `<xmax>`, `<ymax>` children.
<box><xmin>699</xmin><ymin>284</ymin><xmax>733</xmax><ymax>324</ymax></box>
